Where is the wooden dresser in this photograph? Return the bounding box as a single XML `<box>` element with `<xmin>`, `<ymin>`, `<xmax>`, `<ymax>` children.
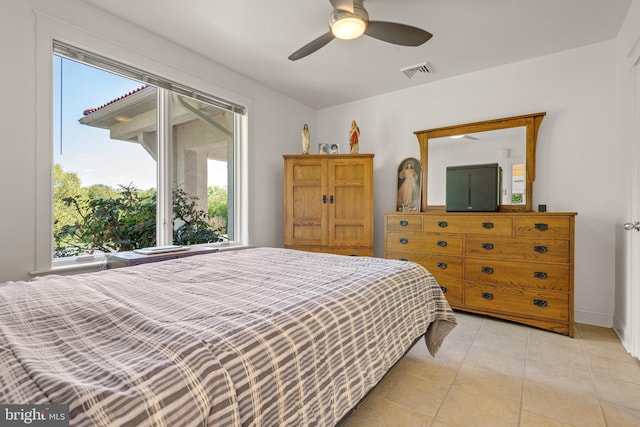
<box><xmin>384</xmin><ymin>211</ymin><xmax>576</xmax><ymax>336</ymax></box>
<box><xmin>284</xmin><ymin>154</ymin><xmax>374</xmax><ymax>256</ymax></box>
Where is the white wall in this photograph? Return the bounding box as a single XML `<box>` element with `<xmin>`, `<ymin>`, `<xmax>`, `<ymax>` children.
<box><xmin>0</xmin><ymin>0</ymin><xmax>315</xmax><ymax>281</ymax></box>
<box><xmin>317</xmin><ymin>41</ymin><xmax>620</xmax><ymax>327</ymax></box>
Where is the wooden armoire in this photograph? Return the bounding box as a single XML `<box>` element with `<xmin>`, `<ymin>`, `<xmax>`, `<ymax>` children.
<box><xmin>283</xmin><ymin>154</ymin><xmax>374</xmax><ymax>256</ymax></box>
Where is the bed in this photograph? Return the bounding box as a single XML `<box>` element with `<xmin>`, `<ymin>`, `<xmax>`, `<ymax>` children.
<box><xmin>0</xmin><ymin>247</ymin><xmax>456</xmax><ymax>426</ymax></box>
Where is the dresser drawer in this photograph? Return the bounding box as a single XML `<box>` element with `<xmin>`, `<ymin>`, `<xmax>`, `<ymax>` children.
<box><xmin>465</xmin><ymin>258</ymin><xmax>569</xmax><ymax>291</ymax></box>
<box><xmin>514</xmin><ymin>216</ymin><xmax>571</xmax><ymax>239</ymax></box>
<box><xmin>436</xmin><ymin>277</ymin><xmax>463</xmax><ymax>306</ymax></box>
<box><xmin>465</xmin><ymin>282</ymin><xmax>569</xmax><ymax>322</ymax></box>
<box><xmin>386</xmin><ymin>215</ymin><xmax>423</xmax><ymax>232</ymax></box>
<box><xmin>386</xmin><ymin>250</ymin><xmax>463</xmax><ymax>279</ymax></box>
<box><xmin>465</xmin><ymin>237</ymin><xmax>570</xmax><ymax>263</ymax></box>
<box><xmin>386</xmin><ymin>232</ymin><xmax>463</xmax><ymax>255</ymax></box>
<box><xmin>423</xmin><ymin>215</ymin><xmax>512</xmax><ymax>236</ymax></box>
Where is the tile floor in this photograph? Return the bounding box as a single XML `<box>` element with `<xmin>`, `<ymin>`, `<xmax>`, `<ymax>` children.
<box><xmin>343</xmin><ymin>311</ymin><xmax>640</xmax><ymax>427</ymax></box>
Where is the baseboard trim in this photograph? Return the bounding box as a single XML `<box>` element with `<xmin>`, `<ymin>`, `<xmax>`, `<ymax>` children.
<box><xmin>574</xmin><ymin>310</ymin><xmax>613</xmax><ymax>328</ymax></box>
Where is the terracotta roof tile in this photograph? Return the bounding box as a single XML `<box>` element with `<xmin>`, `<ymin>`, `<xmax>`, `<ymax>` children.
<box><xmin>82</xmin><ymin>85</ymin><xmax>149</xmax><ymax>116</ymax></box>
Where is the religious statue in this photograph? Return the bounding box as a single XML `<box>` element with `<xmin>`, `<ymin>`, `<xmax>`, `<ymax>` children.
<box><xmin>349</xmin><ymin>120</ymin><xmax>360</xmax><ymax>154</ymax></box>
<box><xmin>302</xmin><ymin>123</ymin><xmax>310</xmax><ymax>154</ymax></box>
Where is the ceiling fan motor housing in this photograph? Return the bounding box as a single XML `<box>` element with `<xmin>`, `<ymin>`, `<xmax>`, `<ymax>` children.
<box><xmin>329</xmin><ymin>2</ymin><xmax>369</xmax><ymax>29</ymax></box>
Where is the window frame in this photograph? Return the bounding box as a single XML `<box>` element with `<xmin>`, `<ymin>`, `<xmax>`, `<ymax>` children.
<box><xmin>35</xmin><ymin>14</ymin><xmax>250</xmax><ymax>274</ymax></box>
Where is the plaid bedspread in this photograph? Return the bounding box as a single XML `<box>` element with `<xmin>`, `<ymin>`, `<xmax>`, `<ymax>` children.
<box><xmin>0</xmin><ymin>247</ymin><xmax>456</xmax><ymax>426</ymax></box>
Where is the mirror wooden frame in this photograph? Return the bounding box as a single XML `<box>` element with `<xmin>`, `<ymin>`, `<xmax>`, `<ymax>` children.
<box><xmin>414</xmin><ymin>112</ymin><xmax>546</xmax><ymax>212</ymax></box>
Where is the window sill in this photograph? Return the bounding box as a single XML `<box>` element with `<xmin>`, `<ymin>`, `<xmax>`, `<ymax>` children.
<box><xmin>30</xmin><ymin>244</ymin><xmax>253</xmax><ymax>277</ymax></box>
<box><xmin>30</xmin><ymin>258</ymin><xmax>107</xmax><ymax>277</ymax></box>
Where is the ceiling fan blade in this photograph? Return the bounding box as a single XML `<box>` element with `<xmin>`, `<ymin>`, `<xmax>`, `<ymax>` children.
<box><xmin>329</xmin><ymin>0</ymin><xmax>355</xmax><ymax>14</ymax></box>
<box><xmin>288</xmin><ymin>31</ymin><xmax>336</xmax><ymax>61</ymax></box>
<box><xmin>365</xmin><ymin>21</ymin><xmax>433</xmax><ymax>46</ymax></box>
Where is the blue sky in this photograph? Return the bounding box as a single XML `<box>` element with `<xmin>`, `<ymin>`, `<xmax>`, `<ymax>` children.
<box><xmin>54</xmin><ymin>56</ymin><xmax>226</xmax><ymax>191</ymax></box>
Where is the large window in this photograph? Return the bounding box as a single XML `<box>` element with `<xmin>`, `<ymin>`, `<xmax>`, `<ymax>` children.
<box><xmin>52</xmin><ymin>42</ymin><xmax>244</xmax><ymax>261</ymax></box>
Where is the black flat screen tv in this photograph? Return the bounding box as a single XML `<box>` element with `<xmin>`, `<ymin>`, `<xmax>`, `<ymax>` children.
<box><xmin>446</xmin><ymin>163</ymin><xmax>502</xmax><ymax>212</ymax></box>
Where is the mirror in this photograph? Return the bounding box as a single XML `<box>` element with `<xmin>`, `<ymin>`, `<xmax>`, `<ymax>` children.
<box><xmin>428</xmin><ymin>127</ymin><xmax>526</xmax><ymax>207</ymax></box>
<box><xmin>414</xmin><ymin>112</ymin><xmax>545</xmax><ymax>212</ymax></box>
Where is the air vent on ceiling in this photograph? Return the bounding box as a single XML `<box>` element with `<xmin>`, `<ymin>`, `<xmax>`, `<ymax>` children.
<box><xmin>400</xmin><ymin>61</ymin><xmax>433</xmax><ymax>79</ymax></box>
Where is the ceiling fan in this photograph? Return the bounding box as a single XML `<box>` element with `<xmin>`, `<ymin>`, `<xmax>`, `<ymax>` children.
<box><xmin>450</xmin><ymin>134</ymin><xmax>480</xmax><ymax>141</ymax></box>
<box><xmin>288</xmin><ymin>0</ymin><xmax>433</xmax><ymax>61</ymax></box>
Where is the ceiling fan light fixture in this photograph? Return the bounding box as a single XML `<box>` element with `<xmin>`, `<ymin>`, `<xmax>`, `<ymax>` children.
<box><xmin>331</xmin><ymin>16</ymin><xmax>367</xmax><ymax>40</ymax></box>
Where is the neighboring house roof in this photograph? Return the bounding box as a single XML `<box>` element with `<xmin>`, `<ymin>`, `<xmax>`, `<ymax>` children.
<box><xmin>83</xmin><ymin>85</ymin><xmax>149</xmax><ymax>116</ymax></box>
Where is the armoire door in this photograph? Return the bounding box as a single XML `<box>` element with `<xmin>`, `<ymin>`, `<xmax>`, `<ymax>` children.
<box><xmin>284</xmin><ymin>158</ymin><xmax>328</xmax><ymax>247</ymax></box>
<box><xmin>327</xmin><ymin>157</ymin><xmax>373</xmax><ymax>248</ymax></box>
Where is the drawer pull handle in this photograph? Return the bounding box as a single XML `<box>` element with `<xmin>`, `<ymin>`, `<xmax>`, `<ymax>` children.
<box><xmin>534</xmin><ymin>245</ymin><xmax>548</xmax><ymax>253</ymax></box>
<box><xmin>482</xmin><ymin>243</ymin><xmax>494</xmax><ymax>250</ymax></box>
<box><xmin>533</xmin><ymin>299</ymin><xmax>548</xmax><ymax>307</ymax></box>
<box><xmin>399</xmin><ymin>258</ymin><xmax>408</xmax><ymax>261</ymax></box>
<box><xmin>535</xmin><ymin>223</ymin><xmax>549</xmax><ymax>231</ymax></box>
<box><xmin>437</xmin><ymin>240</ymin><xmax>448</xmax><ymax>247</ymax></box>
<box><xmin>399</xmin><ymin>238</ymin><xmax>408</xmax><ymax>245</ymax></box>
<box><xmin>322</xmin><ymin>195</ymin><xmax>327</xmax><ymax>204</ymax></box>
<box><xmin>482</xmin><ymin>266</ymin><xmax>494</xmax><ymax>274</ymax></box>
<box><xmin>400</xmin><ymin>220</ymin><xmax>409</xmax><ymax>227</ymax></box>
<box><xmin>330</xmin><ymin>195</ymin><xmax>334</xmax><ymax>204</ymax></box>
<box><xmin>437</xmin><ymin>262</ymin><xmax>447</xmax><ymax>269</ymax></box>
<box><xmin>482</xmin><ymin>222</ymin><xmax>494</xmax><ymax>229</ymax></box>
<box><xmin>534</xmin><ymin>271</ymin><xmax>548</xmax><ymax>279</ymax></box>
<box><xmin>481</xmin><ymin>292</ymin><xmax>494</xmax><ymax>300</ymax></box>
<box><xmin>438</xmin><ymin>221</ymin><xmax>448</xmax><ymax>228</ymax></box>
<box><xmin>440</xmin><ymin>286</ymin><xmax>448</xmax><ymax>294</ymax></box>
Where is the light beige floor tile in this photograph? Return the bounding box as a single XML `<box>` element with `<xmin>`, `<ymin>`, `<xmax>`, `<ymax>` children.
<box><xmin>522</xmin><ymin>381</ymin><xmax>605</xmax><ymax>427</ymax></box>
<box><xmin>345</xmin><ymin>313</ymin><xmax>640</xmax><ymax>426</ymax></box>
<box><xmin>342</xmin><ymin>395</ymin><xmax>433</xmax><ymax>427</ymax></box>
<box><xmin>443</xmin><ymin>325</ymin><xmax>479</xmax><ymax>346</ymax></box>
<box><xmin>581</xmin><ymin>339</ymin><xmax>637</xmax><ymax>363</ymax></box>
<box><xmin>593</xmin><ymin>374</ymin><xmax>640</xmax><ymax>411</ymax></box>
<box><xmin>406</xmin><ymin>337</ymin><xmax>469</xmax><ymax>368</ymax></box>
<box><xmin>519</xmin><ymin>410</ymin><xmax>576</xmax><ymax>427</ymax></box>
<box><xmin>371</xmin><ymin>368</ymin><xmax>450</xmax><ymax>417</ymax></box>
<box><xmin>600</xmin><ymin>402</ymin><xmax>640</xmax><ymax>427</ymax></box>
<box><xmin>451</xmin><ymin>311</ymin><xmax>485</xmax><ymax>331</ymax></box>
<box><xmin>395</xmin><ymin>357</ymin><xmax>458</xmax><ymax>386</ymax></box>
<box><xmin>472</xmin><ymin>330</ymin><xmax>528</xmax><ymax>357</ymax></box>
<box><xmin>526</xmin><ymin>341</ymin><xmax>589</xmax><ymax>371</ymax></box>
<box><xmin>524</xmin><ymin>358</ymin><xmax>597</xmax><ymax>398</ymax></box>
<box><xmin>528</xmin><ymin>328</ymin><xmax>584</xmax><ymax>353</ymax></box>
<box><xmin>435</xmin><ymin>385</ymin><xmax>520</xmax><ymax>427</ymax></box>
<box><xmin>453</xmin><ymin>366</ymin><xmax>523</xmax><ymax>407</ymax></box>
<box><xmin>462</xmin><ymin>344</ymin><xmax>526</xmax><ymax>378</ymax></box>
<box><xmin>429</xmin><ymin>339</ymin><xmax>472</xmax><ymax>367</ymax></box>
<box><xmin>575</xmin><ymin>323</ymin><xmax>620</xmax><ymax>343</ymax></box>
<box><xmin>478</xmin><ymin>317</ymin><xmax>530</xmax><ymax>343</ymax></box>
<box><xmin>586</xmin><ymin>352</ymin><xmax>640</xmax><ymax>385</ymax></box>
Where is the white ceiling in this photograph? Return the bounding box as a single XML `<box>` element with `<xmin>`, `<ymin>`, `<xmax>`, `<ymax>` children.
<box><xmin>81</xmin><ymin>0</ymin><xmax>632</xmax><ymax>109</ymax></box>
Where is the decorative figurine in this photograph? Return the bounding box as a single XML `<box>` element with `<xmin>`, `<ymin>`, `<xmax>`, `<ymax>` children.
<box><xmin>349</xmin><ymin>120</ymin><xmax>360</xmax><ymax>153</ymax></box>
<box><xmin>302</xmin><ymin>123</ymin><xmax>310</xmax><ymax>154</ymax></box>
